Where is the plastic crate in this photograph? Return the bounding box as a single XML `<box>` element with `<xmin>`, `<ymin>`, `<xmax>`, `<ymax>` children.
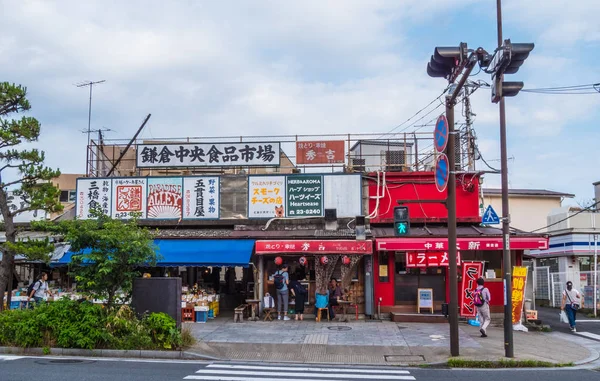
<box><xmin>10</xmin><ymin>301</ymin><xmax>21</xmax><ymax>310</ymax></box>
<box><xmin>195</xmin><ymin>310</ymin><xmax>208</xmax><ymax>323</ymax></box>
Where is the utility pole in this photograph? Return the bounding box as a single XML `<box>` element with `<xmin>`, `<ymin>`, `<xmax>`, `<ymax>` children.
<box><xmin>76</xmin><ymin>80</ymin><xmax>105</xmax><ymax>176</ymax></box>
<box><xmin>496</xmin><ymin>0</ymin><xmax>514</xmax><ymax>358</ymax></box>
<box><xmin>463</xmin><ymin>90</ymin><xmax>475</xmax><ymax>171</ymax></box>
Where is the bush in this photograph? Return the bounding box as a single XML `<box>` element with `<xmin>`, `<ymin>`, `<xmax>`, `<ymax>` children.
<box><xmin>0</xmin><ymin>298</ymin><xmax>182</xmax><ymax>350</ymax></box>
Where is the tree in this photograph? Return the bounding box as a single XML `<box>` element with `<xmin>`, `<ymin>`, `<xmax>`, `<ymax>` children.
<box><xmin>0</xmin><ymin>83</ymin><xmax>62</xmax><ymax>311</ymax></box>
<box><xmin>41</xmin><ymin>213</ymin><xmax>158</xmax><ymax>308</ymax></box>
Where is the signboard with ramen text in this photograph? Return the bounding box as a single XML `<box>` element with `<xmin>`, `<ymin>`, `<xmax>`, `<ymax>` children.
<box><xmin>111</xmin><ymin>178</ymin><xmax>147</xmax><ymax>219</ymax></box>
<box><xmin>76</xmin><ymin>178</ymin><xmax>112</xmax><ymax>219</ymax></box>
<box><xmin>136</xmin><ymin>142</ymin><xmax>280</xmax><ymax>168</ymax></box>
<box><xmin>248</xmin><ymin>176</ymin><xmax>286</xmax><ymax>218</ymax></box>
<box><xmin>147</xmin><ymin>177</ymin><xmax>183</xmax><ymax>219</ymax></box>
<box><xmin>182</xmin><ymin>176</ymin><xmax>220</xmax><ymax>219</ymax></box>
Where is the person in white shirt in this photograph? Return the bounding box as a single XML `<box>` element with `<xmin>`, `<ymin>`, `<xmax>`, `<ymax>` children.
<box><xmin>28</xmin><ymin>272</ymin><xmax>52</xmax><ymax>305</ymax></box>
<box><xmin>561</xmin><ymin>281</ymin><xmax>583</xmax><ymax>332</ymax></box>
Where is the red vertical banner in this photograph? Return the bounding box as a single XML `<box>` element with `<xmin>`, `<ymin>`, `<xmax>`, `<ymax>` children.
<box><xmin>460</xmin><ymin>262</ymin><xmax>484</xmax><ymax>317</ymax></box>
<box><xmin>511</xmin><ymin>266</ymin><xmax>528</xmax><ymax>325</ymax></box>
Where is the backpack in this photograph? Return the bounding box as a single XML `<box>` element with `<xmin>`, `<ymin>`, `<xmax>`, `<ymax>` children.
<box><xmin>294</xmin><ymin>282</ymin><xmax>308</xmax><ymax>295</ymax></box>
<box><xmin>27</xmin><ymin>280</ymin><xmax>40</xmax><ymax>298</ymax></box>
<box><xmin>473</xmin><ymin>287</ymin><xmax>486</xmax><ymax>307</ymax></box>
<box><xmin>274</xmin><ymin>271</ymin><xmax>285</xmax><ymax>290</ymax></box>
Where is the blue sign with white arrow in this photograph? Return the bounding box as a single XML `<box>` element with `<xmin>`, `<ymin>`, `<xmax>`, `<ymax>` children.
<box><xmin>482</xmin><ymin>205</ymin><xmax>500</xmax><ymax>224</ymax></box>
<box><xmin>434</xmin><ymin>115</ymin><xmax>449</xmax><ymax>153</ymax></box>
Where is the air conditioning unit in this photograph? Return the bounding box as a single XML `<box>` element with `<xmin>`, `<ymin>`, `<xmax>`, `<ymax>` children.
<box><xmin>350</xmin><ymin>158</ymin><xmax>366</xmax><ymax>172</ymax></box>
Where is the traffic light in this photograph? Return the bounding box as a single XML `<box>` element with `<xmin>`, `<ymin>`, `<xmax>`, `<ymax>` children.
<box><xmin>492</xmin><ymin>80</ymin><xmax>525</xmax><ymax>102</ymax></box>
<box><xmin>504</xmin><ymin>41</ymin><xmax>535</xmax><ymax>74</ymax></box>
<box><xmin>393</xmin><ymin>206</ymin><xmax>410</xmax><ymax>236</ymax></box>
<box><xmin>426</xmin><ymin>43</ymin><xmax>468</xmax><ymax>80</ymax></box>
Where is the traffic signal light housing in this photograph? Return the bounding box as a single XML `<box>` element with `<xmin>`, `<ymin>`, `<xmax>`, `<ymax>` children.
<box><xmin>504</xmin><ymin>41</ymin><xmax>535</xmax><ymax>75</ymax></box>
<box><xmin>490</xmin><ymin>40</ymin><xmax>534</xmax><ymax>103</ymax></box>
<box><xmin>492</xmin><ymin>80</ymin><xmax>525</xmax><ymax>103</ymax></box>
<box><xmin>427</xmin><ymin>43</ymin><xmax>468</xmax><ymax>81</ymax></box>
<box><xmin>393</xmin><ymin>206</ymin><xmax>410</xmax><ymax>236</ymax></box>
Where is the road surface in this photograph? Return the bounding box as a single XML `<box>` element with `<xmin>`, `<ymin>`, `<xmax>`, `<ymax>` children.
<box><xmin>537</xmin><ymin>306</ymin><xmax>600</xmax><ymax>342</ymax></box>
<box><xmin>1</xmin><ymin>356</ymin><xmax>599</xmax><ymax>381</ymax></box>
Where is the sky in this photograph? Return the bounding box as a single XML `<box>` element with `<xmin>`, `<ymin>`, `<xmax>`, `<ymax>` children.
<box><xmin>1</xmin><ymin>0</ymin><xmax>599</xmax><ymax>205</ymax></box>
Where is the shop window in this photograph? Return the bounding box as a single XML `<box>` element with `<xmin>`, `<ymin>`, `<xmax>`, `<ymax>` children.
<box><xmin>394</xmin><ymin>252</ymin><xmax>406</xmax><ymax>275</ymax></box>
<box><xmin>537</xmin><ymin>258</ymin><xmax>559</xmax><ymax>273</ymax></box>
<box><xmin>461</xmin><ymin>251</ymin><xmax>502</xmax><ymax>277</ymax></box>
<box><xmin>579</xmin><ymin>257</ymin><xmax>592</xmax><ymax>272</ymax></box>
<box><xmin>59</xmin><ymin>190</ymin><xmax>76</xmax><ymax>203</ymax></box>
<box><xmin>378</xmin><ymin>252</ymin><xmax>389</xmax><ymax>282</ymax></box>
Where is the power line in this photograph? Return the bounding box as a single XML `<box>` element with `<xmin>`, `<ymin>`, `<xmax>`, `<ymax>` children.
<box><xmin>379</xmin><ymin>85</ymin><xmax>450</xmax><ymax>138</ymax></box>
<box><xmin>529</xmin><ymin>201</ymin><xmax>600</xmax><ymax>233</ymax></box>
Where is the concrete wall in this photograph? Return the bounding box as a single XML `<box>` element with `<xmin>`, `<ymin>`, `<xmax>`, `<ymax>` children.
<box><xmin>483</xmin><ymin>194</ymin><xmax>563</xmax><ymax>232</ymax></box>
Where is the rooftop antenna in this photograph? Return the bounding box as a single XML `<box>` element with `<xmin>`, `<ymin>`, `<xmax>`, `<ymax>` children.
<box><xmin>76</xmin><ymin>80</ymin><xmax>105</xmax><ymax>176</ymax></box>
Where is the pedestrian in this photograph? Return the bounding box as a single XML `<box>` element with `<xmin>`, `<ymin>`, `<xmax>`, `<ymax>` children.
<box><xmin>273</xmin><ymin>263</ymin><xmax>290</xmax><ymax>321</ymax></box>
<box><xmin>561</xmin><ymin>281</ymin><xmax>583</xmax><ymax>332</ymax></box>
<box><xmin>27</xmin><ymin>272</ymin><xmax>52</xmax><ymax>307</ymax></box>
<box><xmin>328</xmin><ymin>278</ymin><xmax>343</xmax><ymax>319</ymax></box>
<box><xmin>473</xmin><ymin>277</ymin><xmax>491</xmax><ymax>337</ymax></box>
<box><xmin>289</xmin><ymin>272</ymin><xmax>307</xmax><ymax>321</ymax></box>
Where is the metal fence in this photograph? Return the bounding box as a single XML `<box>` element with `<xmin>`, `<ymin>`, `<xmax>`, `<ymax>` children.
<box><xmin>85</xmin><ymin>131</ymin><xmax>477</xmax><ymax>178</ymax></box>
<box><xmin>536</xmin><ymin>271</ymin><xmax>600</xmax><ymax>312</ymax></box>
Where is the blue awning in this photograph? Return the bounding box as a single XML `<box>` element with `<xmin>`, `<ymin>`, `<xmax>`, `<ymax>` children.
<box><xmin>51</xmin><ymin>239</ymin><xmax>255</xmax><ymax>268</ymax></box>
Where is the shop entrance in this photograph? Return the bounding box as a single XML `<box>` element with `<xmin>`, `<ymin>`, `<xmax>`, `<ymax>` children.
<box><xmin>393</xmin><ymin>253</ymin><xmax>446</xmax><ymax>305</ymax></box>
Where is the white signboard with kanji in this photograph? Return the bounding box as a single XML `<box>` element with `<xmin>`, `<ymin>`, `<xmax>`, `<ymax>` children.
<box><xmin>76</xmin><ymin>178</ymin><xmax>112</xmax><ymax>219</ymax></box>
<box><xmin>248</xmin><ymin>176</ymin><xmax>286</xmax><ymax>218</ymax></box>
<box><xmin>182</xmin><ymin>177</ymin><xmax>220</xmax><ymax>219</ymax></box>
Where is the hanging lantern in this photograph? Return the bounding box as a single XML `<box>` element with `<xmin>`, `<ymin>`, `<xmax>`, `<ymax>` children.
<box><xmin>320</xmin><ymin>256</ymin><xmax>329</xmax><ymax>265</ymax></box>
<box><xmin>299</xmin><ymin>256</ymin><xmax>307</xmax><ymax>266</ymax></box>
<box><xmin>274</xmin><ymin>256</ymin><xmax>283</xmax><ymax>266</ymax></box>
<box><xmin>342</xmin><ymin>255</ymin><xmax>351</xmax><ymax>265</ymax></box>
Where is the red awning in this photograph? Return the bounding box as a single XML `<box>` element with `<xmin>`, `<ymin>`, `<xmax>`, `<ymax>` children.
<box><xmin>376</xmin><ymin>237</ymin><xmax>548</xmax><ymax>251</ymax></box>
<box><xmin>255</xmin><ymin>240</ymin><xmax>372</xmax><ymax>255</ymax></box>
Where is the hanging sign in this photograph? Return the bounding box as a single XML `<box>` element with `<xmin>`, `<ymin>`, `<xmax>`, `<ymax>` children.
<box><xmin>182</xmin><ymin>177</ymin><xmax>220</xmax><ymax>219</ymax></box>
<box><xmin>76</xmin><ymin>178</ymin><xmax>112</xmax><ymax>219</ymax></box>
<box><xmin>512</xmin><ymin>266</ymin><xmax>528</xmax><ymax>325</ymax></box>
<box><xmin>286</xmin><ymin>175</ymin><xmax>323</xmax><ymax>217</ymax></box>
<box><xmin>136</xmin><ymin>142</ymin><xmax>280</xmax><ymax>168</ymax></box>
<box><xmin>460</xmin><ymin>262</ymin><xmax>484</xmax><ymax>317</ymax></box>
<box><xmin>112</xmin><ymin>178</ymin><xmax>147</xmax><ymax>219</ymax></box>
<box><xmin>406</xmin><ymin>251</ymin><xmax>461</xmax><ymax>268</ymax></box>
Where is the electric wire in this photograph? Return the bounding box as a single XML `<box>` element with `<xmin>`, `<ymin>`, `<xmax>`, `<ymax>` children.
<box><xmin>529</xmin><ymin>201</ymin><xmax>600</xmax><ymax>233</ymax></box>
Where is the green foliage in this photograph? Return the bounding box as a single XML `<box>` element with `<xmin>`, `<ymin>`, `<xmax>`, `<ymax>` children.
<box><xmin>0</xmin><ymin>82</ymin><xmax>64</xmax><ymax>310</ymax></box>
<box><xmin>35</xmin><ymin>213</ymin><xmax>158</xmax><ymax>307</ymax></box>
<box><xmin>0</xmin><ymin>299</ymin><xmax>182</xmax><ymax>350</ymax></box>
<box><xmin>447</xmin><ymin>358</ymin><xmax>574</xmax><ymax>368</ymax></box>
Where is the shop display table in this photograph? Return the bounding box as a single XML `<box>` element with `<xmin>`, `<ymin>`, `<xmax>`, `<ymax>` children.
<box><xmin>245</xmin><ymin>299</ymin><xmax>260</xmax><ymax>321</ymax></box>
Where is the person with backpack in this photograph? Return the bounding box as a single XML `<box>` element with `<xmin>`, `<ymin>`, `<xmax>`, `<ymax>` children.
<box><xmin>273</xmin><ymin>263</ymin><xmax>290</xmax><ymax>321</ymax></box>
<box><xmin>289</xmin><ymin>272</ymin><xmax>307</xmax><ymax>321</ymax></box>
<box><xmin>473</xmin><ymin>277</ymin><xmax>491</xmax><ymax>337</ymax></box>
<box><xmin>561</xmin><ymin>281</ymin><xmax>583</xmax><ymax>332</ymax></box>
<box><xmin>27</xmin><ymin>272</ymin><xmax>52</xmax><ymax>307</ymax></box>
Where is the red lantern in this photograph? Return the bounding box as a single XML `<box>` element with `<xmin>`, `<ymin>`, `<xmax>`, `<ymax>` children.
<box><xmin>320</xmin><ymin>256</ymin><xmax>329</xmax><ymax>265</ymax></box>
<box><xmin>275</xmin><ymin>256</ymin><xmax>283</xmax><ymax>266</ymax></box>
<box><xmin>299</xmin><ymin>256</ymin><xmax>307</xmax><ymax>266</ymax></box>
<box><xmin>342</xmin><ymin>255</ymin><xmax>351</xmax><ymax>265</ymax></box>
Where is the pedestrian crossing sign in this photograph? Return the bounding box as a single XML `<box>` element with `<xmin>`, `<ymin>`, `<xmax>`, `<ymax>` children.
<box><xmin>482</xmin><ymin>205</ymin><xmax>500</xmax><ymax>224</ymax></box>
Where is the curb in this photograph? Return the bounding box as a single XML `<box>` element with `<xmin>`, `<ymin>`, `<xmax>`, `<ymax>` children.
<box><xmin>0</xmin><ymin>346</ymin><xmax>221</xmax><ymax>361</ymax></box>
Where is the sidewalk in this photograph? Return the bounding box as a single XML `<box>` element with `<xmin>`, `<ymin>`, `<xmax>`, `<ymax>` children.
<box><xmin>185</xmin><ymin>318</ymin><xmax>595</xmax><ymax>366</ymax></box>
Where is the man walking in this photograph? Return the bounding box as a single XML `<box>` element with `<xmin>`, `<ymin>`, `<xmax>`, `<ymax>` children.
<box><xmin>273</xmin><ymin>263</ymin><xmax>290</xmax><ymax>321</ymax></box>
<box><xmin>28</xmin><ymin>272</ymin><xmax>52</xmax><ymax>306</ymax></box>
<box><xmin>473</xmin><ymin>277</ymin><xmax>491</xmax><ymax>337</ymax></box>
<box><xmin>561</xmin><ymin>281</ymin><xmax>583</xmax><ymax>332</ymax></box>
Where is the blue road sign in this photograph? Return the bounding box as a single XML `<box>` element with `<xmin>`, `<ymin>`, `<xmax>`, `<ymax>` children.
<box><xmin>434</xmin><ymin>115</ymin><xmax>449</xmax><ymax>153</ymax></box>
<box><xmin>482</xmin><ymin>205</ymin><xmax>500</xmax><ymax>224</ymax></box>
<box><xmin>435</xmin><ymin>153</ymin><xmax>449</xmax><ymax>193</ymax></box>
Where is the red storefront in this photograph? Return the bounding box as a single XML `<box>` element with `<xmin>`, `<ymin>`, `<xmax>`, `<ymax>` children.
<box><xmin>254</xmin><ymin>239</ymin><xmax>374</xmax><ymax>316</ymax></box>
<box><xmin>372</xmin><ymin>232</ymin><xmax>548</xmax><ymax>314</ymax></box>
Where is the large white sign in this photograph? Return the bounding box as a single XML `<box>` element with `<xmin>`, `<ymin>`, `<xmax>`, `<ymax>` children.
<box><xmin>323</xmin><ymin>174</ymin><xmax>362</xmax><ymax>217</ymax></box>
<box><xmin>136</xmin><ymin>142</ymin><xmax>280</xmax><ymax>168</ymax></box>
<box><xmin>248</xmin><ymin>176</ymin><xmax>286</xmax><ymax>218</ymax></box>
<box><xmin>76</xmin><ymin>178</ymin><xmax>112</xmax><ymax>219</ymax></box>
<box><xmin>111</xmin><ymin>178</ymin><xmax>147</xmax><ymax>219</ymax></box>
<box><xmin>183</xmin><ymin>177</ymin><xmax>220</xmax><ymax>219</ymax></box>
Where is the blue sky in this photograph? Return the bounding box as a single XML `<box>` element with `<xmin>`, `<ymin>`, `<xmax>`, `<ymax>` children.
<box><xmin>1</xmin><ymin>0</ymin><xmax>598</xmax><ymax>204</ymax></box>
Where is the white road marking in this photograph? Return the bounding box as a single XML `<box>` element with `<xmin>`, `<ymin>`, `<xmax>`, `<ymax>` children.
<box><xmin>0</xmin><ymin>355</ymin><xmax>24</xmax><ymax>361</ymax></box>
<box><xmin>191</xmin><ymin>369</ymin><xmax>415</xmax><ymax>380</ymax></box>
<box><xmin>574</xmin><ymin>320</ymin><xmax>600</xmax><ymax>323</ymax></box>
<box><xmin>207</xmin><ymin>363</ymin><xmax>411</xmax><ymax>374</ymax></box>
<box><xmin>575</xmin><ymin>331</ymin><xmax>600</xmax><ymax>341</ymax></box>
<box><xmin>186</xmin><ymin>377</ymin><xmax>354</xmax><ymax>381</ymax></box>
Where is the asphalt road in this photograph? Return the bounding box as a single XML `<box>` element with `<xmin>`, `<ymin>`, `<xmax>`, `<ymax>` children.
<box><xmin>537</xmin><ymin>306</ymin><xmax>600</xmax><ymax>341</ymax></box>
<box><xmin>1</xmin><ymin>357</ymin><xmax>599</xmax><ymax>381</ymax></box>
